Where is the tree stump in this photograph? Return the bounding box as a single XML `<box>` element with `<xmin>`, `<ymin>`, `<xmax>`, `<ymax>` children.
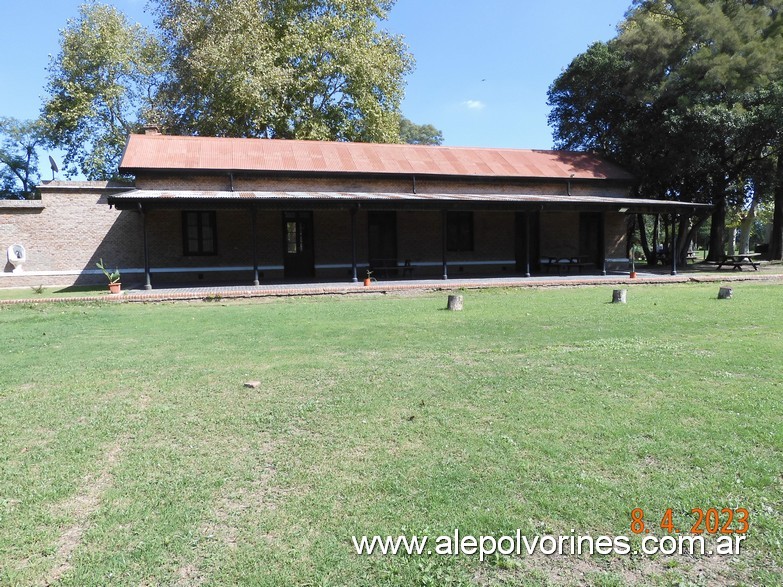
<box><xmin>611</xmin><ymin>289</ymin><xmax>627</xmax><ymax>304</ymax></box>
<box><xmin>718</xmin><ymin>287</ymin><xmax>733</xmax><ymax>300</ymax></box>
<box><xmin>447</xmin><ymin>294</ymin><xmax>464</xmax><ymax>311</ymax></box>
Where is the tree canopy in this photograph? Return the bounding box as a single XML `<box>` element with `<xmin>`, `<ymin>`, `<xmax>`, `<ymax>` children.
<box><xmin>0</xmin><ymin>118</ymin><xmax>42</xmax><ymax>199</ymax></box>
<box><xmin>41</xmin><ymin>2</ymin><xmax>165</xmax><ymax>180</ymax></box>
<box><xmin>153</xmin><ymin>0</ymin><xmax>412</xmax><ymax>143</ymax></box>
<box><xmin>548</xmin><ymin>0</ymin><xmax>783</xmax><ymax>261</ymax></box>
<box><xmin>399</xmin><ymin>116</ymin><xmax>444</xmax><ymax>145</ymax></box>
<box><xmin>41</xmin><ymin>0</ymin><xmax>419</xmax><ymax>179</ymax></box>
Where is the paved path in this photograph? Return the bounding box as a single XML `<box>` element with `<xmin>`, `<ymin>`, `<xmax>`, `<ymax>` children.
<box><xmin>1</xmin><ymin>270</ymin><xmax>781</xmax><ymax>305</ymax></box>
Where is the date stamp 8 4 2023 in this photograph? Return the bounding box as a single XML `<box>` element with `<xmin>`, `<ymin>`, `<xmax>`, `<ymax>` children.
<box><xmin>631</xmin><ymin>507</ymin><xmax>749</xmax><ymax>536</ymax></box>
<box><xmin>627</xmin><ymin>507</ymin><xmax>749</xmax><ymax>556</ymax></box>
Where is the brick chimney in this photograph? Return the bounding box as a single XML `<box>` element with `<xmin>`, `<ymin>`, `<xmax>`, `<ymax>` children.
<box><xmin>143</xmin><ymin>125</ymin><xmax>161</xmax><ymax>135</ymax></box>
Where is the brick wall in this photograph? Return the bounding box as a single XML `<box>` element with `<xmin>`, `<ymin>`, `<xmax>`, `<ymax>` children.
<box><xmin>1</xmin><ymin>175</ymin><xmax>631</xmax><ymax>289</ymax></box>
<box><xmin>605</xmin><ymin>212</ymin><xmax>628</xmax><ymax>258</ymax></box>
<box><xmin>0</xmin><ymin>183</ymin><xmax>142</xmax><ymax>288</ymax></box>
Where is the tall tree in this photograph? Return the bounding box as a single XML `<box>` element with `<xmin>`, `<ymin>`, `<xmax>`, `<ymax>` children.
<box><xmin>0</xmin><ymin>118</ymin><xmax>42</xmax><ymax>199</ymax></box>
<box><xmin>41</xmin><ymin>2</ymin><xmax>165</xmax><ymax>179</ymax></box>
<box><xmin>773</xmin><ymin>154</ymin><xmax>783</xmax><ymax>259</ymax></box>
<box><xmin>621</xmin><ymin>0</ymin><xmax>783</xmax><ymax>260</ymax></box>
<box><xmin>152</xmin><ymin>0</ymin><xmax>412</xmax><ymax>142</ymax></box>
<box><xmin>763</xmin><ymin>82</ymin><xmax>783</xmax><ymax>260</ymax></box>
<box><xmin>41</xmin><ymin>1</ymin><xmax>417</xmax><ymax>177</ymax></box>
<box><xmin>547</xmin><ymin>41</ymin><xmax>635</xmax><ymax>157</ymax></box>
<box><xmin>548</xmin><ymin>0</ymin><xmax>783</xmax><ymax>262</ymax></box>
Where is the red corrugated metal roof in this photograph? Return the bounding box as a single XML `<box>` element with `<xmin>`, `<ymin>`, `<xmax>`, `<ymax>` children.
<box><xmin>119</xmin><ymin>134</ymin><xmax>634</xmax><ymax>181</ymax></box>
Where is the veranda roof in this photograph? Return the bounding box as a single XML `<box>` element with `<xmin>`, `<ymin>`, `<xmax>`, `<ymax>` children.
<box><xmin>108</xmin><ymin>189</ymin><xmax>711</xmax><ymax>214</ymax></box>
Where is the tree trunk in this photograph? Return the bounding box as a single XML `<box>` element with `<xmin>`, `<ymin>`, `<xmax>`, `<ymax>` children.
<box><xmin>637</xmin><ymin>213</ymin><xmax>651</xmax><ymax>260</ymax></box>
<box><xmin>675</xmin><ymin>214</ymin><xmax>690</xmax><ymax>264</ymax></box>
<box><xmin>663</xmin><ymin>215</ymin><xmax>670</xmax><ymax>254</ymax></box>
<box><xmin>707</xmin><ymin>194</ymin><xmax>727</xmax><ymax>262</ymax></box>
<box><xmin>737</xmin><ymin>191</ymin><xmax>760</xmax><ymax>255</ymax></box>
<box><xmin>612</xmin><ymin>289</ymin><xmax>627</xmax><ymax>304</ymax></box>
<box><xmin>683</xmin><ymin>212</ymin><xmax>710</xmax><ymax>262</ymax></box>
<box><xmin>771</xmin><ymin>155</ymin><xmax>783</xmax><ymax>260</ymax></box>
<box><xmin>728</xmin><ymin>227</ymin><xmax>737</xmax><ymax>256</ymax></box>
<box><xmin>651</xmin><ymin>214</ymin><xmax>660</xmax><ymax>265</ymax></box>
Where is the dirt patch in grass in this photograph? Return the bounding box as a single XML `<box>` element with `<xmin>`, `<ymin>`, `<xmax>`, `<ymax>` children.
<box><xmin>177</xmin><ymin>444</ymin><xmax>281</xmax><ymax>584</ymax></box>
<box><xmin>174</xmin><ymin>563</ymin><xmax>204</xmax><ymax>587</ymax></box>
<box><xmin>477</xmin><ymin>543</ymin><xmax>755</xmax><ymax>586</ymax></box>
<box><xmin>43</xmin><ymin>441</ymin><xmax>124</xmax><ymax>586</ymax></box>
<box><xmin>205</xmin><ymin>461</ymin><xmax>280</xmax><ymax>543</ymax></box>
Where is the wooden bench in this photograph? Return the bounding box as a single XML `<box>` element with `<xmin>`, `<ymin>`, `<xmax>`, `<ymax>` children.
<box><xmin>369</xmin><ymin>258</ymin><xmax>399</xmax><ymax>278</ymax></box>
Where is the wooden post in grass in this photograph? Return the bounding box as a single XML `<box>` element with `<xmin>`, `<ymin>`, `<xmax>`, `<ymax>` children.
<box><xmin>718</xmin><ymin>287</ymin><xmax>733</xmax><ymax>299</ymax></box>
<box><xmin>612</xmin><ymin>289</ymin><xmax>627</xmax><ymax>304</ymax></box>
<box><xmin>447</xmin><ymin>295</ymin><xmax>464</xmax><ymax>311</ymax></box>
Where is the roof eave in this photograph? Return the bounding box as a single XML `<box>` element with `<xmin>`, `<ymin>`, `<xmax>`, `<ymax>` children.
<box><xmin>119</xmin><ymin>166</ymin><xmax>636</xmax><ymax>185</ymax></box>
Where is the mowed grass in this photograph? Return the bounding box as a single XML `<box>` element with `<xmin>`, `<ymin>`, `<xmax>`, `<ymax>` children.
<box><xmin>0</xmin><ymin>284</ymin><xmax>781</xmax><ymax>586</ymax></box>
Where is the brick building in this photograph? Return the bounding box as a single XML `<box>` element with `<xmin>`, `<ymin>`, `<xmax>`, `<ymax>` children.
<box><xmin>1</xmin><ymin>131</ymin><xmax>706</xmax><ymax>289</ymax></box>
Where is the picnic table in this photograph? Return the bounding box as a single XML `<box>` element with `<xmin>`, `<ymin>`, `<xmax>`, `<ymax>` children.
<box><xmin>716</xmin><ymin>253</ymin><xmax>761</xmax><ymax>271</ymax></box>
<box><xmin>544</xmin><ymin>256</ymin><xmax>593</xmax><ymax>275</ymax></box>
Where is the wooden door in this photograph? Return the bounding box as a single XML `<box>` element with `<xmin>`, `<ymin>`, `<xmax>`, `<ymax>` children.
<box><xmin>283</xmin><ymin>211</ymin><xmax>315</xmax><ymax>278</ymax></box>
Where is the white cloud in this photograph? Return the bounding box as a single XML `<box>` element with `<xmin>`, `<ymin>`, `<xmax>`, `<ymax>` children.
<box><xmin>462</xmin><ymin>100</ymin><xmax>486</xmax><ymax>111</ymax></box>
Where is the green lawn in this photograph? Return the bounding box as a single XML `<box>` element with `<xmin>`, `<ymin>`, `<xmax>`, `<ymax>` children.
<box><xmin>0</xmin><ymin>284</ymin><xmax>781</xmax><ymax>586</ymax></box>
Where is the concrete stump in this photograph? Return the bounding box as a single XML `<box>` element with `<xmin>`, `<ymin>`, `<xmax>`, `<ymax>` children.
<box><xmin>612</xmin><ymin>289</ymin><xmax>627</xmax><ymax>304</ymax></box>
<box><xmin>447</xmin><ymin>295</ymin><xmax>464</xmax><ymax>311</ymax></box>
<box><xmin>718</xmin><ymin>287</ymin><xmax>733</xmax><ymax>300</ymax></box>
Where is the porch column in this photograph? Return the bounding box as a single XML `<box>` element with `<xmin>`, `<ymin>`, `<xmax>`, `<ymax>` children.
<box><xmin>671</xmin><ymin>212</ymin><xmax>678</xmax><ymax>276</ymax></box>
<box><xmin>350</xmin><ymin>207</ymin><xmax>358</xmax><ymax>283</ymax></box>
<box><xmin>141</xmin><ymin>204</ymin><xmax>152</xmax><ymax>290</ymax></box>
<box><xmin>251</xmin><ymin>206</ymin><xmax>260</xmax><ymax>286</ymax></box>
<box><xmin>600</xmin><ymin>212</ymin><xmax>607</xmax><ymax>276</ymax></box>
<box><xmin>524</xmin><ymin>211</ymin><xmax>531</xmax><ymax>278</ymax></box>
<box><xmin>441</xmin><ymin>209</ymin><xmax>449</xmax><ymax>280</ymax></box>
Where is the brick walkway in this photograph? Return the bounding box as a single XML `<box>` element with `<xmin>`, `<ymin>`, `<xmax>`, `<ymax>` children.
<box><xmin>1</xmin><ymin>269</ymin><xmax>781</xmax><ymax>305</ymax></box>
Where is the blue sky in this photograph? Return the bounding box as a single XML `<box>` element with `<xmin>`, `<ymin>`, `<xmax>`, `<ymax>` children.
<box><xmin>0</xmin><ymin>0</ymin><xmax>630</xmax><ymax>165</ymax></box>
